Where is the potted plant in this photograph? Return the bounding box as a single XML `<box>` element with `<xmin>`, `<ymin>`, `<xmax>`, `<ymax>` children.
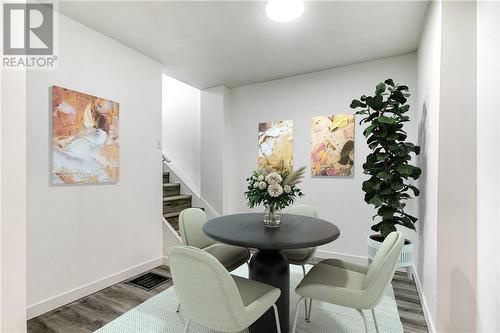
<box><xmin>350</xmin><ymin>79</ymin><xmax>421</xmax><ymax>278</ymax></box>
<box><xmin>244</xmin><ymin>166</ymin><xmax>305</xmax><ymax>228</ymax></box>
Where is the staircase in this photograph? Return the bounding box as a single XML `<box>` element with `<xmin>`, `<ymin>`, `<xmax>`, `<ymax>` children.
<box><xmin>163</xmin><ymin>171</ymin><xmax>203</xmax><ymax>233</ymax></box>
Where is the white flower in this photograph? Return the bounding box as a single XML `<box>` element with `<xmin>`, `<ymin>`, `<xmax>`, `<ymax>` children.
<box><xmin>268</xmin><ymin>184</ymin><xmax>283</xmax><ymax>197</ymax></box>
<box><xmin>257</xmin><ymin>175</ymin><xmax>264</xmax><ymax>181</ymax></box>
<box><xmin>284</xmin><ymin>185</ymin><xmax>292</xmax><ymax>194</ymax></box>
<box><xmin>253</xmin><ymin>182</ymin><xmax>259</xmax><ymax>189</ymax></box>
<box><xmin>258</xmin><ymin>181</ymin><xmax>267</xmax><ymax>190</ymax></box>
<box><xmin>265</xmin><ymin>172</ymin><xmax>282</xmax><ymax>185</ymax></box>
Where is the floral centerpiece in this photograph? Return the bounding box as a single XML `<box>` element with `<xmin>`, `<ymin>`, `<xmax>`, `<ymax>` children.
<box><xmin>244</xmin><ymin>166</ymin><xmax>305</xmax><ymax>228</ymax></box>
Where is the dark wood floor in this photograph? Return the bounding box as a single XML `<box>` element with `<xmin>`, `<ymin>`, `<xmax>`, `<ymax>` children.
<box><xmin>28</xmin><ymin>266</ymin><xmax>428</xmax><ymax>333</ymax></box>
<box><xmin>393</xmin><ymin>270</ymin><xmax>429</xmax><ymax>333</ymax></box>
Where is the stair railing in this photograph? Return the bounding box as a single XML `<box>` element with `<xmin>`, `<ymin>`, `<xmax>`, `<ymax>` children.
<box><xmin>162</xmin><ymin>153</ymin><xmax>171</xmax><ymax>164</ymax></box>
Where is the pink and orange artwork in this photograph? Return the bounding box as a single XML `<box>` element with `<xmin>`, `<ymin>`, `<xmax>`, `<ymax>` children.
<box><xmin>52</xmin><ymin>86</ymin><xmax>119</xmax><ymax>184</ymax></box>
<box><xmin>311</xmin><ymin>114</ymin><xmax>354</xmax><ymax>177</ymax></box>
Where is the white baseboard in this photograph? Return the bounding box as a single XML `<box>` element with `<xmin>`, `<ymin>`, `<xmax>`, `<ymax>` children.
<box><xmin>162</xmin><ymin>255</ymin><xmax>169</xmax><ymax>266</ymax></box>
<box><xmin>26</xmin><ymin>256</ymin><xmax>163</xmax><ymax>319</ymax></box>
<box><xmin>315</xmin><ymin>249</ymin><xmax>369</xmax><ymax>265</ymax></box>
<box><xmin>411</xmin><ymin>264</ymin><xmax>436</xmax><ymax>333</ymax></box>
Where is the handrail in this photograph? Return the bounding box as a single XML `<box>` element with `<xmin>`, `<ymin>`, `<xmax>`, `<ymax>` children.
<box><xmin>162</xmin><ymin>153</ymin><xmax>171</xmax><ymax>163</ymax></box>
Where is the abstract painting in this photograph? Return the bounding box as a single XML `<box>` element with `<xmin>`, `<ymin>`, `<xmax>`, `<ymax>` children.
<box><xmin>258</xmin><ymin>120</ymin><xmax>293</xmax><ymax>172</ymax></box>
<box><xmin>52</xmin><ymin>86</ymin><xmax>119</xmax><ymax>184</ymax></box>
<box><xmin>311</xmin><ymin>114</ymin><xmax>354</xmax><ymax>176</ymax></box>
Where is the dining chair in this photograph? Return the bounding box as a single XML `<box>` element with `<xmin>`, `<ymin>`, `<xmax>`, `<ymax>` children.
<box><xmin>178</xmin><ymin>208</ymin><xmax>250</xmax><ymax>272</ymax></box>
<box><xmin>281</xmin><ymin>204</ymin><xmax>318</xmax><ymax>320</ymax></box>
<box><xmin>170</xmin><ymin>246</ymin><xmax>282</xmax><ymax>333</ymax></box>
<box><xmin>282</xmin><ymin>204</ymin><xmax>318</xmax><ymax>276</ymax></box>
<box><xmin>177</xmin><ymin>208</ymin><xmax>251</xmax><ymax>313</ymax></box>
<box><xmin>291</xmin><ymin>231</ymin><xmax>405</xmax><ymax>333</ymax></box>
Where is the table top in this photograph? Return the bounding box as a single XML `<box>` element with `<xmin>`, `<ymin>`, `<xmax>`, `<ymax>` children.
<box><xmin>203</xmin><ymin>213</ymin><xmax>340</xmax><ymax>250</ymax></box>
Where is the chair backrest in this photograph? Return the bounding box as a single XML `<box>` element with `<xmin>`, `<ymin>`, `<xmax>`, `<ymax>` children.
<box><xmin>169</xmin><ymin>246</ymin><xmax>246</xmax><ymax>331</ymax></box>
<box><xmin>178</xmin><ymin>208</ymin><xmax>215</xmax><ymax>249</ymax></box>
<box><xmin>362</xmin><ymin>231</ymin><xmax>405</xmax><ymax>306</ymax></box>
<box><xmin>287</xmin><ymin>204</ymin><xmax>317</xmax><ymax>218</ymax></box>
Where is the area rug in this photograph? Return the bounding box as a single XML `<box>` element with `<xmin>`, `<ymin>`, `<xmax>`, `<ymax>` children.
<box><xmin>95</xmin><ymin>265</ymin><xmax>403</xmax><ymax>333</ymax></box>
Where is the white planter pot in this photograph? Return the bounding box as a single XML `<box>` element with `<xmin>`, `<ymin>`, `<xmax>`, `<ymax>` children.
<box><xmin>367</xmin><ymin>235</ymin><xmax>414</xmax><ymax>279</ymax></box>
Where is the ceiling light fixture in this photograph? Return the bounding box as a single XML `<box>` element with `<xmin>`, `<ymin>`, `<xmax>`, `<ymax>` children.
<box><xmin>266</xmin><ymin>0</ymin><xmax>304</xmax><ymax>22</ymax></box>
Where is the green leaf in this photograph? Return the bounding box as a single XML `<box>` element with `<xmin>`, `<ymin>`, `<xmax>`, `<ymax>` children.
<box><xmin>408</xmin><ymin>185</ymin><xmax>420</xmax><ymax>196</ymax></box>
<box><xmin>350</xmin><ymin>99</ymin><xmax>367</xmax><ymax>108</ymax></box>
<box><xmin>363</xmin><ymin>124</ymin><xmax>377</xmax><ymax>137</ymax></box>
<box><xmin>384</xmin><ymin>79</ymin><xmax>395</xmax><ymax>87</ymax></box>
<box><xmin>376</xmin><ymin>171</ymin><xmax>391</xmax><ymax>180</ymax></box>
<box><xmin>375</xmin><ymin>82</ymin><xmax>386</xmax><ymax>95</ymax></box>
<box><xmin>396</xmin><ymin>164</ymin><xmax>414</xmax><ymax>176</ymax></box>
<box><xmin>378</xmin><ymin>206</ymin><xmax>396</xmax><ymax>219</ymax></box>
<box><xmin>376</xmin><ymin>152</ymin><xmax>389</xmax><ymax>161</ymax></box>
<box><xmin>399</xmin><ymin>105</ymin><xmax>410</xmax><ymax>113</ymax></box>
<box><xmin>379</xmin><ymin>223</ymin><xmax>397</xmax><ymax>238</ymax></box>
<box><xmin>392</xmin><ymin>91</ymin><xmax>407</xmax><ymax>104</ymax></box>
<box><xmin>370</xmin><ymin>95</ymin><xmax>384</xmax><ymax>109</ymax></box>
<box><xmin>369</xmin><ymin>195</ymin><xmax>384</xmax><ymax>206</ymax></box>
<box><xmin>377</xmin><ymin>115</ymin><xmax>397</xmax><ymax>124</ymax></box>
<box><xmin>397</xmin><ymin>216</ymin><xmax>416</xmax><ymax>230</ymax></box>
<box><xmin>411</xmin><ymin>167</ymin><xmax>422</xmax><ymax>179</ymax></box>
<box><xmin>390</xmin><ymin>179</ymin><xmax>404</xmax><ymax>190</ymax></box>
<box><xmin>362</xmin><ymin>180</ymin><xmax>374</xmax><ymax>193</ymax></box>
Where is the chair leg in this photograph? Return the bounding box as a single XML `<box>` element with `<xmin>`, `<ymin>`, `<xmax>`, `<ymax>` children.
<box><xmin>272</xmin><ymin>304</ymin><xmax>281</xmax><ymax>333</ymax></box>
<box><xmin>372</xmin><ymin>308</ymin><xmax>379</xmax><ymax>333</ymax></box>
<box><xmin>301</xmin><ymin>266</ymin><xmax>309</xmax><ymax>320</ymax></box>
<box><xmin>292</xmin><ymin>297</ymin><xmax>306</xmax><ymax>333</ymax></box>
<box><xmin>306</xmin><ymin>299</ymin><xmax>313</xmax><ymax>322</ymax></box>
<box><xmin>183</xmin><ymin>318</ymin><xmax>191</xmax><ymax>333</ymax></box>
<box><xmin>356</xmin><ymin>309</ymin><xmax>369</xmax><ymax>333</ymax></box>
<box><xmin>176</xmin><ymin>302</ymin><xmax>181</xmax><ymax>313</ymax></box>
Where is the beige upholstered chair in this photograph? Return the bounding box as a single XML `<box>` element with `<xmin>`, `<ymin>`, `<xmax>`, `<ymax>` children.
<box><xmin>282</xmin><ymin>204</ymin><xmax>318</xmax><ymax>319</ymax></box>
<box><xmin>282</xmin><ymin>204</ymin><xmax>318</xmax><ymax>276</ymax></box>
<box><xmin>291</xmin><ymin>231</ymin><xmax>405</xmax><ymax>333</ymax></box>
<box><xmin>170</xmin><ymin>246</ymin><xmax>282</xmax><ymax>333</ymax></box>
<box><xmin>178</xmin><ymin>208</ymin><xmax>250</xmax><ymax>272</ymax></box>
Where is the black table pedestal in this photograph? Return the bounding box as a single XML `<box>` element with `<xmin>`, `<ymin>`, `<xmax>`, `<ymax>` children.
<box><xmin>248</xmin><ymin>250</ymin><xmax>290</xmax><ymax>333</ymax></box>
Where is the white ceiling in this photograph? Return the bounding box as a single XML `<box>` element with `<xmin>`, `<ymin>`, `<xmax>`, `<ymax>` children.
<box><xmin>59</xmin><ymin>1</ymin><xmax>428</xmax><ymax>89</ymax></box>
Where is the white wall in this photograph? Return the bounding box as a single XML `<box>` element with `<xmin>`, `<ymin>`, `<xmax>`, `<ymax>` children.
<box><xmin>26</xmin><ymin>14</ymin><xmax>163</xmax><ymax>318</ymax></box>
<box><xmin>224</xmin><ymin>54</ymin><xmax>418</xmax><ymax>260</ymax></box>
<box><xmin>437</xmin><ymin>2</ymin><xmax>477</xmax><ymax>331</ymax></box>
<box><xmin>1</xmin><ymin>68</ymin><xmax>27</xmax><ymax>332</ymax></box>
<box><xmin>201</xmin><ymin>86</ymin><xmax>228</xmax><ymax>215</ymax></box>
<box><xmin>414</xmin><ymin>1</ymin><xmax>441</xmax><ymax>331</ymax></box>
<box><xmin>162</xmin><ymin>74</ymin><xmax>201</xmax><ymax>195</ymax></box>
<box><xmin>476</xmin><ymin>1</ymin><xmax>500</xmax><ymax>331</ymax></box>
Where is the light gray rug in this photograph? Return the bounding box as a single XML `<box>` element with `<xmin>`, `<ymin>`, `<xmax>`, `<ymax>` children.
<box><xmin>96</xmin><ymin>265</ymin><xmax>403</xmax><ymax>333</ymax></box>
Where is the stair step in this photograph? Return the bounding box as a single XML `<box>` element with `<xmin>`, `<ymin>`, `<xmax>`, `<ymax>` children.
<box><xmin>163</xmin><ymin>195</ymin><xmax>192</xmax><ymax>214</ymax></box>
<box><xmin>163</xmin><ymin>183</ymin><xmax>181</xmax><ymax>197</ymax></box>
<box><xmin>163</xmin><ymin>194</ymin><xmax>191</xmax><ymax>202</ymax></box>
<box><xmin>163</xmin><ymin>211</ymin><xmax>180</xmax><ymax>229</ymax></box>
<box><xmin>163</xmin><ymin>211</ymin><xmax>181</xmax><ymax>218</ymax></box>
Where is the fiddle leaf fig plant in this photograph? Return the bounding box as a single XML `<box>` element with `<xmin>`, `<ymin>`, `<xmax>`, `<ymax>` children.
<box><xmin>350</xmin><ymin>79</ymin><xmax>421</xmax><ymax>238</ymax></box>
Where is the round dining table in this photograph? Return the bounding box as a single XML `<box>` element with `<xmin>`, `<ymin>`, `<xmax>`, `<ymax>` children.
<box><xmin>203</xmin><ymin>213</ymin><xmax>340</xmax><ymax>333</ymax></box>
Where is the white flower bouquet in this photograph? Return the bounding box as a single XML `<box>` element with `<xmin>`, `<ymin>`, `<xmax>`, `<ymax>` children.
<box><xmin>244</xmin><ymin>166</ymin><xmax>305</xmax><ymax>227</ymax></box>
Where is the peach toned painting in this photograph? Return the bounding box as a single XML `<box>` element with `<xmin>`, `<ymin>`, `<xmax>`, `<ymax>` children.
<box><xmin>311</xmin><ymin>114</ymin><xmax>354</xmax><ymax>176</ymax></box>
<box><xmin>52</xmin><ymin>86</ymin><xmax>119</xmax><ymax>184</ymax></box>
<box><xmin>258</xmin><ymin>120</ymin><xmax>293</xmax><ymax>173</ymax></box>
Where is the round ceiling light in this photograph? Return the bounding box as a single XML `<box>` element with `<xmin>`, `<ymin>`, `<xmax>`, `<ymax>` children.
<box><xmin>266</xmin><ymin>0</ymin><xmax>304</xmax><ymax>22</ymax></box>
